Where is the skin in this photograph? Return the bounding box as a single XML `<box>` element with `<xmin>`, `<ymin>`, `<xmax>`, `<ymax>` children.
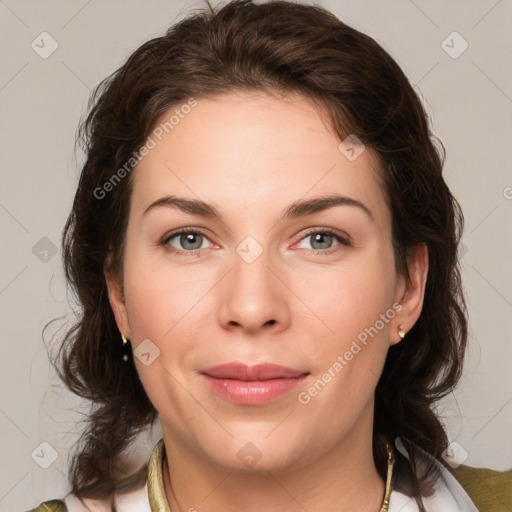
<box><xmin>105</xmin><ymin>90</ymin><xmax>428</xmax><ymax>512</ymax></box>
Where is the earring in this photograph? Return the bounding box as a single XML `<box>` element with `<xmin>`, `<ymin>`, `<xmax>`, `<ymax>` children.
<box><xmin>121</xmin><ymin>333</ymin><xmax>130</xmax><ymax>362</ymax></box>
<box><xmin>398</xmin><ymin>325</ymin><xmax>406</xmax><ymax>340</ymax></box>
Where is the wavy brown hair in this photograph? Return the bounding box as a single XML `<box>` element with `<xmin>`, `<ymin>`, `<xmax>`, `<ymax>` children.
<box><xmin>49</xmin><ymin>0</ymin><xmax>467</xmax><ymax>509</ymax></box>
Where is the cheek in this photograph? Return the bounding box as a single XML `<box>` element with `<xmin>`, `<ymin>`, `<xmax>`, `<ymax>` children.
<box><xmin>122</xmin><ymin>244</ymin><xmax>202</xmax><ymax>341</ymax></box>
<box><xmin>121</xmin><ymin>246</ymin><xmax>201</xmax><ymax>415</ymax></box>
<box><xmin>121</xmin><ymin>243</ymin><xmax>216</xmax><ymax>402</ymax></box>
<box><xmin>298</xmin><ymin>253</ymin><xmax>396</xmax><ymax>345</ymax></box>
<box><xmin>296</xmin><ymin>250</ymin><xmax>397</xmax><ymax>411</ymax></box>
<box><xmin>297</xmin><ymin>268</ymin><xmax>395</xmax><ymax>426</ymax></box>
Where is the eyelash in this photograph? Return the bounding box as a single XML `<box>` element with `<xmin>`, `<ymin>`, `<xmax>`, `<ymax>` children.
<box><xmin>160</xmin><ymin>227</ymin><xmax>351</xmax><ymax>257</ymax></box>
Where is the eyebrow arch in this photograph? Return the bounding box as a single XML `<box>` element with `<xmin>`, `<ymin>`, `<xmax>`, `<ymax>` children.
<box><xmin>143</xmin><ymin>194</ymin><xmax>374</xmax><ymax>222</ymax></box>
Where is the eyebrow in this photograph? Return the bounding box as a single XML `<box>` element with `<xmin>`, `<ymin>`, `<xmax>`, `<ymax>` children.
<box><xmin>143</xmin><ymin>194</ymin><xmax>374</xmax><ymax>223</ymax></box>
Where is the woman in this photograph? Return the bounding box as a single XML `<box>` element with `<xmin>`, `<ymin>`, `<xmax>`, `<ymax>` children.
<box><xmin>28</xmin><ymin>0</ymin><xmax>511</xmax><ymax>511</ymax></box>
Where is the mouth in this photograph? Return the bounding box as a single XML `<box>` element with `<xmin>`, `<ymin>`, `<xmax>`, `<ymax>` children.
<box><xmin>201</xmin><ymin>363</ymin><xmax>310</xmax><ymax>405</ymax></box>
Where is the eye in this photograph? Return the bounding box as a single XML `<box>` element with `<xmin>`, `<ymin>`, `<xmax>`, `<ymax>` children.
<box><xmin>160</xmin><ymin>227</ymin><xmax>351</xmax><ymax>257</ymax></box>
<box><xmin>161</xmin><ymin>228</ymin><xmax>212</xmax><ymax>255</ymax></box>
<box><xmin>295</xmin><ymin>228</ymin><xmax>350</xmax><ymax>254</ymax></box>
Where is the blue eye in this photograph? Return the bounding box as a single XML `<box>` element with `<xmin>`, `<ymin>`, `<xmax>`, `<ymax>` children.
<box><xmin>296</xmin><ymin>228</ymin><xmax>350</xmax><ymax>254</ymax></box>
<box><xmin>162</xmin><ymin>229</ymin><xmax>210</xmax><ymax>255</ymax></box>
<box><xmin>160</xmin><ymin>227</ymin><xmax>350</xmax><ymax>257</ymax></box>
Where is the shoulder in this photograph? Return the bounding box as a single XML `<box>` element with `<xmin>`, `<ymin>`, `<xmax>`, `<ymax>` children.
<box><xmin>26</xmin><ymin>443</ymin><xmax>157</xmax><ymax>512</ymax></box>
<box><xmin>26</xmin><ymin>478</ymin><xmax>150</xmax><ymax>512</ymax></box>
<box><xmin>392</xmin><ymin>437</ymin><xmax>511</xmax><ymax>511</ymax></box>
<box><xmin>26</xmin><ymin>500</ymin><xmax>68</xmax><ymax>512</ymax></box>
<box><xmin>449</xmin><ymin>464</ymin><xmax>512</xmax><ymax>512</ymax></box>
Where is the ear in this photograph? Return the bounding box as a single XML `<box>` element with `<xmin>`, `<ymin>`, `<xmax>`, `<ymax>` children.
<box><xmin>104</xmin><ymin>252</ymin><xmax>131</xmax><ymax>339</ymax></box>
<box><xmin>390</xmin><ymin>243</ymin><xmax>428</xmax><ymax>346</ymax></box>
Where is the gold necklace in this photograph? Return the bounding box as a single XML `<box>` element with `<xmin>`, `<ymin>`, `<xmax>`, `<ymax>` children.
<box><xmin>379</xmin><ymin>440</ymin><xmax>395</xmax><ymax>512</ymax></box>
<box><xmin>149</xmin><ymin>438</ymin><xmax>395</xmax><ymax>512</ymax></box>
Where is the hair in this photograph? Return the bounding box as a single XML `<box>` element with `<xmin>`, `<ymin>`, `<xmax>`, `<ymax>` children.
<box><xmin>50</xmin><ymin>0</ymin><xmax>467</xmax><ymax>509</ymax></box>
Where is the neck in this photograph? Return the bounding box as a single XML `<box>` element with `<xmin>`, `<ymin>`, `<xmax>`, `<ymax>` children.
<box><xmin>161</xmin><ymin>419</ymin><xmax>386</xmax><ymax>512</ymax></box>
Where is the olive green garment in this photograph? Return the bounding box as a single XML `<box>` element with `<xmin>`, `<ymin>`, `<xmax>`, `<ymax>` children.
<box><xmin>449</xmin><ymin>464</ymin><xmax>512</xmax><ymax>512</ymax></box>
<box><xmin>26</xmin><ymin>500</ymin><xmax>67</xmax><ymax>512</ymax></box>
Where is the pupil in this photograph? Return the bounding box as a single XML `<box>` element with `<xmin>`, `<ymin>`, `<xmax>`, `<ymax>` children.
<box><xmin>313</xmin><ymin>233</ymin><xmax>331</xmax><ymax>250</ymax></box>
<box><xmin>182</xmin><ymin>233</ymin><xmax>202</xmax><ymax>250</ymax></box>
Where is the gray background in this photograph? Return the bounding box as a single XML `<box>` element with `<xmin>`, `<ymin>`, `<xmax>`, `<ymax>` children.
<box><xmin>0</xmin><ymin>0</ymin><xmax>511</xmax><ymax>510</ymax></box>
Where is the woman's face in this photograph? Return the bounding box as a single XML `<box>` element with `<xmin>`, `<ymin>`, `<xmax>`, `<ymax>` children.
<box><xmin>106</xmin><ymin>91</ymin><xmax>426</xmax><ymax>472</ymax></box>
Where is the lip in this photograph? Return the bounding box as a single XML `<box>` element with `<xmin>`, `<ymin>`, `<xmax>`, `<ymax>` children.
<box><xmin>202</xmin><ymin>362</ymin><xmax>307</xmax><ymax>380</ymax></box>
<box><xmin>201</xmin><ymin>363</ymin><xmax>309</xmax><ymax>405</ymax></box>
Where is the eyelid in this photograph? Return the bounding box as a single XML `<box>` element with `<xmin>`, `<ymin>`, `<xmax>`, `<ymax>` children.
<box><xmin>290</xmin><ymin>227</ymin><xmax>351</xmax><ymax>254</ymax></box>
<box><xmin>161</xmin><ymin>226</ymin><xmax>351</xmax><ymax>254</ymax></box>
<box><xmin>161</xmin><ymin>226</ymin><xmax>213</xmax><ymax>247</ymax></box>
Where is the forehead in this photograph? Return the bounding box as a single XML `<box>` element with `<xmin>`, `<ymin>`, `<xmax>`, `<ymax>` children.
<box><xmin>130</xmin><ymin>91</ymin><xmax>390</xmax><ymax>230</ymax></box>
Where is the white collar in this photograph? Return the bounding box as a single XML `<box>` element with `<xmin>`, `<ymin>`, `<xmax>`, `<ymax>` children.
<box><xmin>63</xmin><ymin>437</ymin><xmax>478</xmax><ymax>512</ymax></box>
<box><xmin>388</xmin><ymin>438</ymin><xmax>478</xmax><ymax>511</ymax></box>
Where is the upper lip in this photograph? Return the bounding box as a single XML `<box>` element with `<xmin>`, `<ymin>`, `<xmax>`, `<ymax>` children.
<box><xmin>202</xmin><ymin>363</ymin><xmax>309</xmax><ymax>381</ymax></box>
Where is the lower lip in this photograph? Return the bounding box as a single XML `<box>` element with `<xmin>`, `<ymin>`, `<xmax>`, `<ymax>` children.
<box><xmin>201</xmin><ymin>374</ymin><xmax>308</xmax><ymax>405</ymax></box>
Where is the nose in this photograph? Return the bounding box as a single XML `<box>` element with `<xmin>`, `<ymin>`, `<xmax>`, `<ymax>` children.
<box><xmin>216</xmin><ymin>242</ymin><xmax>291</xmax><ymax>336</ymax></box>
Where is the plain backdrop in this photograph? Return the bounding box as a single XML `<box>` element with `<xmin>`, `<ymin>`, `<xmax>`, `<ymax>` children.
<box><xmin>0</xmin><ymin>0</ymin><xmax>511</xmax><ymax>510</ymax></box>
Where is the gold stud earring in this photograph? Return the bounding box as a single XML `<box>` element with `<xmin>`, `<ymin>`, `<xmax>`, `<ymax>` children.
<box><xmin>398</xmin><ymin>325</ymin><xmax>406</xmax><ymax>340</ymax></box>
<box><xmin>120</xmin><ymin>333</ymin><xmax>130</xmax><ymax>362</ymax></box>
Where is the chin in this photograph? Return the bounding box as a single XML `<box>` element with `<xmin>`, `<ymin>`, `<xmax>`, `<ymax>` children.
<box><xmin>197</xmin><ymin>424</ymin><xmax>313</xmax><ymax>473</ymax></box>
